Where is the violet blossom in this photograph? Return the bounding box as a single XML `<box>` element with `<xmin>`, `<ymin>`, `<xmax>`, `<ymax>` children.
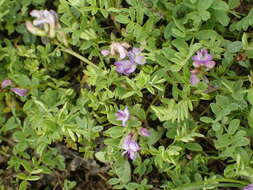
<box><xmin>244</xmin><ymin>184</ymin><xmax>253</xmax><ymax>190</ymax></box>
<box><xmin>113</xmin><ymin>46</ymin><xmax>146</xmax><ymax>75</ymax></box>
<box><xmin>190</xmin><ymin>49</ymin><xmax>216</xmax><ymax>86</ymax></box>
<box><xmin>192</xmin><ymin>49</ymin><xmax>215</xmax><ymax>70</ymax></box>
<box><xmin>1</xmin><ymin>79</ymin><xmax>12</xmax><ymax>88</ymax></box>
<box><xmin>140</xmin><ymin>128</ymin><xmax>150</xmax><ymax>137</ymax></box>
<box><xmin>10</xmin><ymin>88</ymin><xmax>28</xmax><ymax>97</ymax></box>
<box><xmin>116</xmin><ymin>107</ymin><xmax>130</xmax><ymax>126</ymax></box>
<box><xmin>114</xmin><ymin>60</ymin><xmax>137</xmax><ymax>76</ymax></box>
<box><xmin>122</xmin><ymin>133</ymin><xmax>141</xmax><ymax>160</ymax></box>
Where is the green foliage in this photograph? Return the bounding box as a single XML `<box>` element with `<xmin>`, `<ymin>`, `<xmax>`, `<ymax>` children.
<box><xmin>0</xmin><ymin>0</ymin><xmax>253</xmax><ymax>189</ymax></box>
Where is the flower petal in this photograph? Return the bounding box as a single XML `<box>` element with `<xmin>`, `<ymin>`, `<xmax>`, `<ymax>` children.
<box><xmin>101</xmin><ymin>50</ymin><xmax>110</xmax><ymax>56</ymax></box>
<box><xmin>190</xmin><ymin>73</ymin><xmax>200</xmax><ymax>86</ymax></box>
<box><xmin>114</xmin><ymin>60</ymin><xmax>136</xmax><ymax>75</ymax></box>
<box><xmin>204</xmin><ymin>61</ymin><xmax>216</xmax><ymax>69</ymax></box>
<box><xmin>1</xmin><ymin>79</ymin><xmax>12</xmax><ymax>88</ymax></box>
<box><xmin>10</xmin><ymin>88</ymin><xmax>28</xmax><ymax>96</ymax></box>
<box><xmin>140</xmin><ymin>128</ymin><xmax>150</xmax><ymax>137</ymax></box>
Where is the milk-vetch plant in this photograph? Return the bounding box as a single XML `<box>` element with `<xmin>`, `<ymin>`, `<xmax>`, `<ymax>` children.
<box><xmin>0</xmin><ymin>0</ymin><xmax>253</xmax><ymax>189</ymax></box>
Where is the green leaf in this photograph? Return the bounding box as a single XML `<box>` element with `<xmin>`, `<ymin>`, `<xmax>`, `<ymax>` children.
<box><xmin>214</xmin><ymin>10</ymin><xmax>230</xmax><ymax>26</ymax></box>
<box><xmin>185</xmin><ymin>143</ymin><xmax>203</xmax><ymax>151</ymax></box>
<box><xmin>247</xmin><ymin>88</ymin><xmax>253</xmax><ymax>105</ymax></box>
<box><xmin>115</xmin><ymin>14</ymin><xmax>130</xmax><ymax>24</ymax></box>
<box><xmin>17</xmin><ymin>173</ymin><xmax>28</xmax><ymax>180</ymax></box>
<box><xmin>215</xmin><ymin>134</ymin><xmax>231</xmax><ymax>149</ymax></box>
<box><xmin>228</xmin><ymin>0</ymin><xmax>240</xmax><ymax>9</ymax></box>
<box><xmin>95</xmin><ymin>151</ymin><xmax>108</xmax><ymax>163</ymax></box>
<box><xmin>199</xmin><ymin>10</ymin><xmax>210</xmax><ymax>21</ymax></box>
<box><xmin>19</xmin><ymin>181</ymin><xmax>28</xmax><ymax>190</ymax></box>
<box><xmin>136</xmin><ymin>5</ymin><xmax>144</xmax><ymax>25</ymax></box>
<box><xmin>104</xmin><ymin>126</ymin><xmax>124</xmax><ymax>138</ymax></box>
<box><xmin>228</xmin><ymin>119</ymin><xmax>240</xmax><ymax>135</ymax></box>
<box><xmin>200</xmin><ymin>116</ymin><xmax>214</xmax><ymax>123</ymax></box>
<box><xmin>147</xmin><ymin>128</ymin><xmax>164</xmax><ymax>145</ymax></box>
<box><xmin>212</xmin><ymin>122</ymin><xmax>221</xmax><ymax>131</ymax></box>
<box><xmin>116</xmin><ymin>160</ymin><xmax>131</xmax><ymax>184</ymax></box>
<box><xmin>171</xmin><ymin>28</ymin><xmax>186</xmax><ymax>38</ymax></box>
<box><xmin>211</xmin><ymin>0</ymin><xmax>229</xmax><ymax>11</ymax></box>
<box><xmin>197</xmin><ymin>0</ymin><xmax>214</xmax><ymax>10</ymax></box>
<box><xmin>196</xmin><ymin>30</ymin><xmax>218</xmax><ymax>40</ymax></box>
<box><xmin>227</xmin><ymin>41</ymin><xmax>242</xmax><ymax>53</ymax></box>
<box><xmin>108</xmin><ymin>178</ymin><xmax>120</xmax><ymax>185</ymax></box>
<box><xmin>247</xmin><ymin>108</ymin><xmax>253</xmax><ymax>128</ymax></box>
<box><xmin>20</xmin><ymin>160</ymin><xmax>32</xmax><ymax>172</ymax></box>
<box><xmin>26</xmin><ymin>175</ymin><xmax>40</xmax><ymax>181</ymax></box>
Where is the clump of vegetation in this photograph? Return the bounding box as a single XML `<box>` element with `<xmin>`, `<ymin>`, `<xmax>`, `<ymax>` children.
<box><xmin>0</xmin><ymin>0</ymin><xmax>253</xmax><ymax>189</ymax></box>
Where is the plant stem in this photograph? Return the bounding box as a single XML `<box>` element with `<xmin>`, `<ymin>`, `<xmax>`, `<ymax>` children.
<box><xmin>54</xmin><ymin>40</ymin><xmax>99</xmax><ymax>68</ymax></box>
<box><xmin>60</xmin><ymin>47</ymin><xmax>98</xmax><ymax>68</ymax></box>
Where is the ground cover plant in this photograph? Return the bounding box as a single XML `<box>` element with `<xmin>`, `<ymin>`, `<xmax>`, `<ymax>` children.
<box><xmin>1</xmin><ymin>0</ymin><xmax>253</xmax><ymax>189</ymax></box>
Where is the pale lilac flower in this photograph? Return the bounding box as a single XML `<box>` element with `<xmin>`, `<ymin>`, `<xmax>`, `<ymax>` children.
<box><xmin>27</xmin><ymin>10</ymin><xmax>58</xmax><ymax>38</ymax></box>
<box><xmin>116</xmin><ymin>107</ymin><xmax>130</xmax><ymax>126</ymax></box>
<box><xmin>114</xmin><ymin>60</ymin><xmax>137</xmax><ymax>75</ymax></box>
<box><xmin>204</xmin><ymin>60</ymin><xmax>216</xmax><ymax>70</ymax></box>
<box><xmin>110</xmin><ymin>42</ymin><xmax>130</xmax><ymax>59</ymax></box>
<box><xmin>127</xmin><ymin>48</ymin><xmax>146</xmax><ymax>65</ymax></box>
<box><xmin>190</xmin><ymin>73</ymin><xmax>200</xmax><ymax>85</ymax></box>
<box><xmin>140</xmin><ymin>128</ymin><xmax>150</xmax><ymax>137</ymax></box>
<box><xmin>244</xmin><ymin>184</ymin><xmax>253</xmax><ymax>190</ymax></box>
<box><xmin>1</xmin><ymin>79</ymin><xmax>12</xmax><ymax>88</ymax></box>
<box><xmin>10</xmin><ymin>88</ymin><xmax>28</xmax><ymax>96</ymax></box>
<box><xmin>30</xmin><ymin>10</ymin><xmax>57</xmax><ymax>26</ymax></box>
<box><xmin>122</xmin><ymin>133</ymin><xmax>141</xmax><ymax>160</ymax></box>
<box><xmin>101</xmin><ymin>50</ymin><xmax>110</xmax><ymax>56</ymax></box>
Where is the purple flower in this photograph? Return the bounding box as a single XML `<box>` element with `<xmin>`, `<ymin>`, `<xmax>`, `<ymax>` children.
<box><xmin>116</xmin><ymin>107</ymin><xmax>130</xmax><ymax>126</ymax></box>
<box><xmin>10</xmin><ymin>88</ymin><xmax>28</xmax><ymax>96</ymax></box>
<box><xmin>244</xmin><ymin>184</ymin><xmax>253</xmax><ymax>190</ymax></box>
<box><xmin>127</xmin><ymin>48</ymin><xmax>146</xmax><ymax>65</ymax></box>
<box><xmin>114</xmin><ymin>60</ymin><xmax>137</xmax><ymax>75</ymax></box>
<box><xmin>122</xmin><ymin>133</ymin><xmax>141</xmax><ymax>160</ymax></box>
<box><xmin>101</xmin><ymin>50</ymin><xmax>110</xmax><ymax>56</ymax></box>
<box><xmin>140</xmin><ymin>128</ymin><xmax>150</xmax><ymax>137</ymax></box>
<box><xmin>192</xmin><ymin>49</ymin><xmax>212</xmax><ymax>64</ymax></box>
<box><xmin>110</xmin><ymin>42</ymin><xmax>130</xmax><ymax>59</ymax></box>
<box><xmin>192</xmin><ymin>49</ymin><xmax>216</xmax><ymax>69</ymax></box>
<box><xmin>1</xmin><ymin>79</ymin><xmax>12</xmax><ymax>88</ymax></box>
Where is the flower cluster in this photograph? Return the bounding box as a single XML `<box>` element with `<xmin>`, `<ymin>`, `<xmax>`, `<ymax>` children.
<box><xmin>101</xmin><ymin>42</ymin><xmax>146</xmax><ymax>75</ymax></box>
<box><xmin>26</xmin><ymin>10</ymin><xmax>68</xmax><ymax>46</ymax></box>
<box><xmin>116</xmin><ymin>107</ymin><xmax>150</xmax><ymax>160</ymax></box>
<box><xmin>190</xmin><ymin>49</ymin><xmax>216</xmax><ymax>85</ymax></box>
<box><xmin>1</xmin><ymin>79</ymin><xmax>28</xmax><ymax>96</ymax></box>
